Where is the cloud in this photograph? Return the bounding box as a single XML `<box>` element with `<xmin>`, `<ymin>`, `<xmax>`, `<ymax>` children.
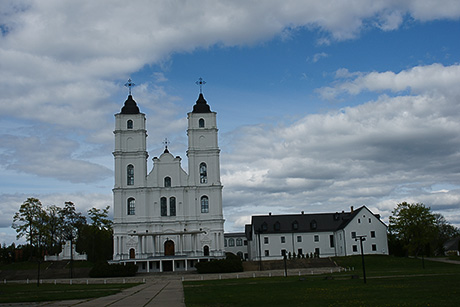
<box><xmin>221</xmin><ymin>63</ymin><xmax>460</xmax><ymax>227</ymax></box>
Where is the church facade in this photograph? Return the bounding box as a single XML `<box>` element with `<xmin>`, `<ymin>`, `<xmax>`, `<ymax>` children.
<box><xmin>112</xmin><ymin>89</ymin><xmax>225</xmax><ymax>272</ymax></box>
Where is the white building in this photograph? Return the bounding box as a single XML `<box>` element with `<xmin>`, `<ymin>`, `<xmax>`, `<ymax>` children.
<box><xmin>224</xmin><ymin>233</ymin><xmax>249</xmax><ymax>260</ymax></box>
<box><xmin>112</xmin><ymin>89</ymin><xmax>225</xmax><ymax>272</ymax></box>
<box><xmin>244</xmin><ymin>206</ymin><xmax>388</xmax><ymax>261</ymax></box>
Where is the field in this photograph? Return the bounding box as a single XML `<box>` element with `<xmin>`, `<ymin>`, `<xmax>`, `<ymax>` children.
<box><xmin>0</xmin><ymin>283</ymin><xmax>138</xmax><ymax>304</ymax></box>
<box><xmin>184</xmin><ymin>255</ymin><xmax>460</xmax><ymax>306</ymax></box>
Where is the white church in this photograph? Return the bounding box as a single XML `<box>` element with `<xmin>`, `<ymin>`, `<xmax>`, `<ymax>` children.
<box><xmin>112</xmin><ymin>81</ymin><xmax>225</xmax><ymax>272</ymax></box>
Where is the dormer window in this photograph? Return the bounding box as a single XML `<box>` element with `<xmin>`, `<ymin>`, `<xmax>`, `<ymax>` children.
<box><xmin>274</xmin><ymin>221</ymin><xmax>281</xmax><ymax>231</ymax></box>
<box><xmin>199</xmin><ymin>118</ymin><xmax>205</xmax><ymax>128</ymax></box>
<box><xmin>310</xmin><ymin>219</ymin><xmax>317</xmax><ymax>230</ymax></box>
<box><xmin>261</xmin><ymin>222</ymin><xmax>268</xmax><ymax>232</ymax></box>
<box><xmin>127</xmin><ymin>119</ymin><xmax>133</xmax><ymax>129</ymax></box>
<box><xmin>292</xmin><ymin>221</ymin><xmax>299</xmax><ymax>231</ymax></box>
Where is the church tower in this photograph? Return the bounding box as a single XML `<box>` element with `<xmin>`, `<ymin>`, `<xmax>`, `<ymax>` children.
<box><xmin>112</xmin><ymin>79</ymin><xmax>225</xmax><ymax>272</ymax></box>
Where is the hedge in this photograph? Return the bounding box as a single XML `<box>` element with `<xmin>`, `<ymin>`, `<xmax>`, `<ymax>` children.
<box><xmin>89</xmin><ymin>262</ymin><xmax>138</xmax><ymax>277</ymax></box>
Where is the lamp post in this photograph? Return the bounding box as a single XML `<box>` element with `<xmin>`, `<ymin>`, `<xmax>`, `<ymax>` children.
<box><xmin>355</xmin><ymin>235</ymin><xmax>367</xmax><ymax>284</ymax></box>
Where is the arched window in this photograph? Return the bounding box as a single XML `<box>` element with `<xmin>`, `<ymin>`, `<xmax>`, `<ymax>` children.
<box><xmin>127</xmin><ymin>198</ymin><xmax>135</xmax><ymax>215</ymax></box>
<box><xmin>236</xmin><ymin>238</ymin><xmax>243</xmax><ymax>246</ymax></box>
<box><xmin>127</xmin><ymin>165</ymin><xmax>134</xmax><ymax>186</ymax></box>
<box><xmin>201</xmin><ymin>196</ymin><xmax>209</xmax><ymax>213</ymax></box>
<box><xmin>199</xmin><ymin>118</ymin><xmax>205</xmax><ymax>128</ymax></box>
<box><xmin>224</xmin><ymin>239</ymin><xmax>227</xmax><ymax>247</ymax></box>
<box><xmin>310</xmin><ymin>219</ymin><xmax>317</xmax><ymax>230</ymax></box>
<box><xmin>170</xmin><ymin>197</ymin><xmax>176</xmax><ymax>216</ymax></box>
<box><xmin>261</xmin><ymin>222</ymin><xmax>268</xmax><ymax>232</ymax></box>
<box><xmin>229</xmin><ymin>238</ymin><xmax>235</xmax><ymax>247</ymax></box>
<box><xmin>292</xmin><ymin>220</ymin><xmax>299</xmax><ymax>231</ymax></box>
<box><xmin>127</xmin><ymin>119</ymin><xmax>133</xmax><ymax>129</ymax></box>
<box><xmin>199</xmin><ymin>163</ymin><xmax>207</xmax><ymax>184</ymax></box>
<box><xmin>164</xmin><ymin>176</ymin><xmax>171</xmax><ymax>187</ymax></box>
<box><xmin>274</xmin><ymin>221</ymin><xmax>281</xmax><ymax>231</ymax></box>
<box><xmin>160</xmin><ymin>197</ymin><xmax>167</xmax><ymax>216</ymax></box>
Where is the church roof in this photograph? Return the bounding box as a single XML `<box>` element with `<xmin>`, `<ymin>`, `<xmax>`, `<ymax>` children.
<box><xmin>192</xmin><ymin>93</ymin><xmax>211</xmax><ymax>113</ymax></box>
<box><xmin>120</xmin><ymin>95</ymin><xmax>140</xmax><ymax>114</ymax></box>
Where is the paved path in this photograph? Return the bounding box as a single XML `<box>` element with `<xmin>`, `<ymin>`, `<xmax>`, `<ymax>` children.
<box><xmin>424</xmin><ymin>257</ymin><xmax>460</xmax><ymax>265</ymax></box>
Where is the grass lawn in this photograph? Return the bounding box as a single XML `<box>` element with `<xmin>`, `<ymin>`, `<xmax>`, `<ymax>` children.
<box><xmin>184</xmin><ymin>255</ymin><xmax>460</xmax><ymax>306</ymax></box>
<box><xmin>0</xmin><ymin>283</ymin><xmax>139</xmax><ymax>304</ymax></box>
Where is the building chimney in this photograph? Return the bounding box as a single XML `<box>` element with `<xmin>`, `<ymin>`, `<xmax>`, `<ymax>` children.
<box><xmin>301</xmin><ymin>211</ymin><xmax>304</xmax><ymax>215</ymax></box>
<box><xmin>269</xmin><ymin>212</ymin><xmax>272</xmax><ymax>216</ymax></box>
<box><xmin>350</xmin><ymin>206</ymin><xmax>354</xmax><ymax>212</ymax></box>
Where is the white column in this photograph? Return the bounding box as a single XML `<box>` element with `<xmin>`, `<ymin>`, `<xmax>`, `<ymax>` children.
<box><xmin>172</xmin><ymin>259</ymin><xmax>175</xmax><ymax>272</ymax></box>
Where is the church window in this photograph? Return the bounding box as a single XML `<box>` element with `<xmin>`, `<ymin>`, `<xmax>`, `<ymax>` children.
<box><xmin>201</xmin><ymin>196</ymin><xmax>209</xmax><ymax>213</ymax></box>
<box><xmin>164</xmin><ymin>176</ymin><xmax>171</xmax><ymax>187</ymax></box>
<box><xmin>199</xmin><ymin>118</ymin><xmax>205</xmax><ymax>128</ymax></box>
<box><xmin>236</xmin><ymin>238</ymin><xmax>243</xmax><ymax>246</ymax></box>
<box><xmin>229</xmin><ymin>238</ymin><xmax>235</xmax><ymax>247</ymax></box>
<box><xmin>127</xmin><ymin>165</ymin><xmax>134</xmax><ymax>185</ymax></box>
<box><xmin>170</xmin><ymin>197</ymin><xmax>176</xmax><ymax>216</ymax></box>
<box><xmin>161</xmin><ymin>197</ymin><xmax>167</xmax><ymax>216</ymax></box>
<box><xmin>127</xmin><ymin>120</ymin><xmax>133</xmax><ymax>129</ymax></box>
<box><xmin>199</xmin><ymin>163</ymin><xmax>207</xmax><ymax>184</ymax></box>
<box><xmin>127</xmin><ymin>198</ymin><xmax>135</xmax><ymax>215</ymax></box>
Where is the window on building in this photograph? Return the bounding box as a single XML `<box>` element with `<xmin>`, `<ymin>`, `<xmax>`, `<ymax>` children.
<box><xmin>236</xmin><ymin>238</ymin><xmax>243</xmax><ymax>246</ymax></box>
<box><xmin>372</xmin><ymin>244</ymin><xmax>377</xmax><ymax>251</ymax></box>
<box><xmin>329</xmin><ymin>234</ymin><xmax>335</xmax><ymax>247</ymax></box>
<box><xmin>369</xmin><ymin>218</ymin><xmax>372</xmax><ymax>223</ymax></box>
<box><xmin>199</xmin><ymin>118</ymin><xmax>205</xmax><ymax>128</ymax></box>
<box><xmin>314</xmin><ymin>235</ymin><xmax>319</xmax><ymax>242</ymax></box>
<box><xmin>169</xmin><ymin>197</ymin><xmax>176</xmax><ymax>216</ymax></box>
<box><xmin>261</xmin><ymin>222</ymin><xmax>268</xmax><ymax>232</ymax></box>
<box><xmin>298</xmin><ymin>248</ymin><xmax>303</xmax><ymax>256</ymax></box>
<box><xmin>201</xmin><ymin>196</ymin><xmax>209</xmax><ymax>213</ymax></box>
<box><xmin>127</xmin><ymin>164</ymin><xmax>134</xmax><ymax>185</ymax></box>
<box><xmin>297</xmin><ymin>236</ymin><xmax>302</xmax><ymax>242</ymax></box>
<box><xmin>281</xmin><ymin>249</ymin><xmax>287</xmax><ymax>257</ymax></box>
<box><xmin>370</xmin><ymin>231</ymin><xmax>376</xmax><ymax>238</ymax></box>
<box><xmin>264</xmin><ymin>237</ymin><xmax>269</xmax><ymax>244</ymax></box>
<box><xmin>353</xmin><ymin>245</ymin><xmax>358</xmax><ymax>252</ymax></box>
<box><xmin>160</xmin><ymin>197</ymin><xmax>167</xmax><ymax>216</ymax></box>
<box><xmin>351</xmin><ymin>231</ymin><xmax>356</xmax><ymax>239</ymax></box>
<box><xmin>292</xmin><ymin>221</ymin><xmax>299</xmax><ymax>230</ymax></box>
<box><xmin>264</xmin><ymin>250</ymin><xmax>269</xmax><ymax>257</ymax></box>
<box><xmin>315</xmin><ymin>248</ymin><xmax>320</xmax><ymax>256</ymax></box>
<box><xmin>244</xmin><ymin>240</ymin><xmax>248</xmax><ymax>246</ymax></box>
<box><xmin>274</xmin><ymin>221</ymin><xmax>281</xmax><ymax>231</ymax></box>
<box><xmin>164</xmin><ymin>176</ymin><xmax>171</xmax><ymax>187</ymax></box>
<box><xmin>281</xmin><ymin>236</ymin><xmax>286</xmax><ymax>243</ymax></box>
<box><xmin>127</xmin><ymin>198</ymin><xmax>135</xmax><ymax>215</ymax></box>
<box><xmin>229</xmin><ymin>238</ymin><xmax>235</xmax><ymax>247</ymax></box>
<box><xmin>224</xmin><ymin>239</ymin><xmax>227</xmax><ymax>248</ymax></box>
<box><xmin>199</xmin><ymin>163</ymin><xmax>207</xmax><ymax>184</ymax></box>
<box><xmin>127</xmin><ymin>119</ymin><xmax>133</xmax><ymax>129</ymax></box>
<box><xmin>310</xmin><ymin>220</ymin><xmax>317</xmax><ymax>230</ymax></box>
<box><xmin>358</xmin><ymin>218</ymin><xmax>361</xmax><ymax>223</ymax></box>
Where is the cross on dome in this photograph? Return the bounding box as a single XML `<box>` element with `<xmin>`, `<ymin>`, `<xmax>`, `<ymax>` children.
<box><xmin>162</xmin><ymin>138</ymin><xmax>170</xmax><ymax>153</ymax></box>
<box><xmin>124</xmin><ymin>78</ymin><xmax>135</xmax><ymax>95</ymax></box>
<box><xmin>195</xmin><ymin>77</ymin><xmax>206</xmax><ymax>93</ymax></box>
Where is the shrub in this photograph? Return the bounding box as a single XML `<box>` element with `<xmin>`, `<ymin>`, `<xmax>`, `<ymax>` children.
<box><xmin>89</xmin><ymin>262</ymin><xmax>138</xmax><ymax>277</ymax></box>
<box><xmin>195</xmin><ymin>253</ymin><xmax>243</xmax><ymax>274</ymax></box>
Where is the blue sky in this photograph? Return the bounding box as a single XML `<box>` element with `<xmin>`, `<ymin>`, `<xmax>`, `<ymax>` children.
<box><xmin>1</xmin><ymin>1</ymin><xmax>460</xmax><ymax>244</ymax></box>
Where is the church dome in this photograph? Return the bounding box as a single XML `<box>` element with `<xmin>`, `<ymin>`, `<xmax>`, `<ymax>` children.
<box><xmin>120</xmin><ymin>95</ymin><xmax>140</xmax><ymax>114</ymax></box>
<box><xmin>192</xmin><ymin>93</ymin><xmax>211</xmax><ymax>113</ymax></box>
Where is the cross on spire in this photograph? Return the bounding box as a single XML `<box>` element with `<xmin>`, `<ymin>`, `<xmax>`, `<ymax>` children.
<box><xmin>124</xmin><ymin>78</ymin><xmax>135</xmax><ymax>96</ymax></box>
<box><xmin>195</xmin><ymin>77</ymin><xmax>206</xmax><ymax>94</ymax></box>
<box><xmin>162</xmin><ymin>137</ymin><xmax>170</xmax><ymax>150</ymax></box>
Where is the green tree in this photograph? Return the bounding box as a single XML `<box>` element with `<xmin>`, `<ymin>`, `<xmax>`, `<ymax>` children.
<box><xmin>389</xmin><ymin>202</ymin><xmax>437</xmax><ymax>258</ymax></box>
<box><xmin>433</xmin><ymin>213</ymin><xmax>460</xmax><ymax>255</ymax></box>
<box><xmin>43</xmin><ymin>205</ymin><xmax>64</xmax><ymax>255</ymax></box>
<box><xmin>12</xmin><ymin>198</ymin><xmax>46</xmax><ymax>251</ymax></box>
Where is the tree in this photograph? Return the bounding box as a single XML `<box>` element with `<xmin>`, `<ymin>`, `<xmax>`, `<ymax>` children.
<box><xmin>43</xmin><ymin>205</ymin><xmax>64</xmax><ymax>255</ymax></box>
<box><xmin>433</xmin><ymin>213</ymin><xmax>460</xmax><ymax>255</ymax></box>
<box><xmin>389</xmin><ymin>202</ymin><xmax>437</xmax><ymax>258</ymax></box>
<box><xmin>12</xmin><ymin>198</ymin><xmax>46</xmax><ymax>252</ymax></box>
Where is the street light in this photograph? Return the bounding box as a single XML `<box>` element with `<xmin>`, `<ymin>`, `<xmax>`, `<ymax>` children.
<box><xmin>355</xmin><ymin>235</ymin><xmax>367</xmax><ymax>284</ymax></box>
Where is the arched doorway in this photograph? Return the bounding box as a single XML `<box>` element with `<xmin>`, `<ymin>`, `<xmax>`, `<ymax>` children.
<box><xmin>203</xmin><ymin>245</ymin><xmax>209</xmax><ymax>256</ymax></box>
<box><xmin>129</xmin><ymin>248</ymin><xmax>135</xmax><ymax>259</ymax></box>
<box><xmin>164</xmin><ymin>240</ymin><xmax>175</xmax><ymax>256</ymax></box>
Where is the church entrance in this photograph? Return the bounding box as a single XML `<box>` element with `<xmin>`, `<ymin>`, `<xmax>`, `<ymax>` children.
<box><xmin>162</xmin><ymin>260</ymin><xmax>173</xmax><ymax>272</ymax></box>
<box><xmin>164</xmin><ymin>240</ymin><xmax>175</xmax><ymax>256</ymax></box>
<box><xmin>203</xmin><ymin>245</ymin><xmax>209</xmax><ymax>256</ymax></box>
<box><xmin>129</xmin><ymin>248</ymin><xmax>135</xmax><ymax>259</ymax></box>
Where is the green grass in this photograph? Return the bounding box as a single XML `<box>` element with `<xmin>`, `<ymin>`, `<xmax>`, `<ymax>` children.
<box><xmin>0</xmin><ymin>283</ymin><xmax>139</xmax><ymax>303</ymax></box>
<box><xmin>184</xmin><ymin>255</ymin><xmax>460</xmax><ymax>306</ymax></box>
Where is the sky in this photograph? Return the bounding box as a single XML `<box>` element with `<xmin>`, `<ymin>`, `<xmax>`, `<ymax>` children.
<box><xmin>1</xmin><ymin>0</ymin><xmax>460</xmax><ymax>245</ymax></box>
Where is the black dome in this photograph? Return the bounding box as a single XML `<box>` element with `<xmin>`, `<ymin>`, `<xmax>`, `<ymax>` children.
<box><xmin>192</xmin><ymin>93</ymin><xmax>211</xmax><ymax>113</ymax></box>
<box><xmin>120</xmin><ymin>95</ymin><xmax>140</xmax><ymax>114</ymax></box>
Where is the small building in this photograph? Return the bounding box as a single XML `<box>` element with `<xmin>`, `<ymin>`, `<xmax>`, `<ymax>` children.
<box><xmin>44</xmin><ymin>241</ymin><xmax>87</xmax><ymax>261</ymax></box>
<box><xmin>224</xmin><ymin>233</ymin><xmax>249</xmax><ymax>260</ymax></box>
<box><xmin>231</xmin><ymin>206</ymin><xmax>388</xmax><ymax>261</ymax></box>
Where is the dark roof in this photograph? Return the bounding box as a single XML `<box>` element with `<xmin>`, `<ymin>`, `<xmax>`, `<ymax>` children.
<box><xmin>251</xmin><ymin>207</ymin><xmax>365</xmax><ymax>234</ymax></box>
<box><xmin>192</xmin><ymin>93</ymin><xmax>211</xmax><ymax>113</ymax></box>
<box><xmin>120</xmin><ymin>95</ymin><xmax>140</xmax><ymax>114</ymax></box>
